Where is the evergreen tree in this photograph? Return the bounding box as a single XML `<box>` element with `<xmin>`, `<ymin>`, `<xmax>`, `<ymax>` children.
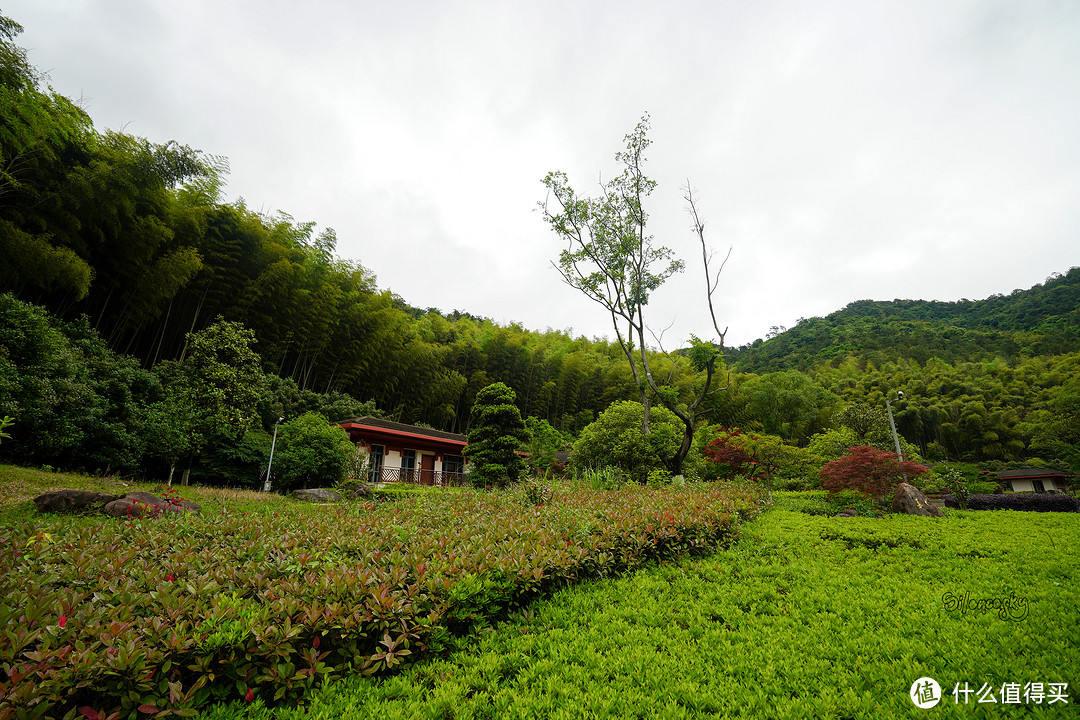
<box><xmin>464</xmin><ymin>382</ymin><xmax>529</xmax><ymax>487</ymax></box>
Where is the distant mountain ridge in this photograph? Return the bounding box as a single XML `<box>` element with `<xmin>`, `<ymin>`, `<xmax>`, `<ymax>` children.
<box><xmin>728</xmin><ymin>267</ymin><xmax>1080</xmax><ymax>373</ymax></box>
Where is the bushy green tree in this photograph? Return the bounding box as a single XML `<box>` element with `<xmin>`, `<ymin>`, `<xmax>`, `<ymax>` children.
<box><xmin>0</xmin><ymin>294</ymin><xmax>157</xmax><ymax>473</ymax></box>
<box><xmin>571</xmin><ymin>401</ymin><xmax>695</xmax><ymax>483</ymax></box>
<box><xmin>464</xmin><ymin>382</ymin><xmax>530</xmax><ymax>487</ymax></box>
<box><xmin>741</xmin><ymin>370</ymin><xmax>841</xmax><ymax>445</ymax></box>
<box><xmin>154</xmin><ymin>318</ymin><xmax>264</xmax><ymax>484</ymax></box>
<box><xmin>805</xmin><ymin>422</ymin><xmax>923</xmax><ymax>469</ymax></box>
<box><xmin>271</xmin><ymin>412</ymin><xmax>355</xmax><ymax>490</ymax></box>
<box><xmin>524</xmin><ymin>416</ymin><xmax>573</xmax><ymax>472</ymax></box>
<box><xmin>702</xmin><ymin>426</ymin><xmax>817</xmax><ymax>495</ymax></box>
<box><xmin>836</xmin><ymin>402</ymin><xmax>889</xmax><ymax>441</ymax></box>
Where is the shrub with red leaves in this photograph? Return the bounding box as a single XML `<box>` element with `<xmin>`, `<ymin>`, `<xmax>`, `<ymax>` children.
<box><xmin>703</xmin><ymin>428</ymin><xmax>756</xmax><ymax>481</ymax></box>
<box><xmin>819</xmin><ymin>445</ymin><xmax>928</xmax><ymax>498</ymax></box>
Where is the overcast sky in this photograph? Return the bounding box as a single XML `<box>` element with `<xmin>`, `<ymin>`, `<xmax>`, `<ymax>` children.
<box><xmin>8</xmin><ymin>0</ymin><xmax>1079</xmax><ymax>347</ymax></box>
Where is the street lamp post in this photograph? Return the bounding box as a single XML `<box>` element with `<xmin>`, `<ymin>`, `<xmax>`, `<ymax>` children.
<box><xmin>262</xmin><ymin>417</ymin><xmax>284</xmax><ymax>492</ymax></box>
<box><xmin>885</xmin><ymin>391</ymin><xmax>906</xmax><ymax>482</ymax></box>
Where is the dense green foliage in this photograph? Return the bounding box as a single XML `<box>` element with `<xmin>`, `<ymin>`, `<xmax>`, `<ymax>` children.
<box><xmin>730</xmin><ymin>267</ymin><xmax>1080</xmax><ymax>373</ymax></box>
<box><xmin>0</xmin><ymin>293</ymin><xmax>377</xmax><ymax>484</ymax></box>
<box><xmin>522</xmin><ymin>416</ymin><xmax>573</xmax><ymax>472</ymax></box>
<box><xmin>571</xmin><ymin>401</ymin><xmax>695</xmax><ymax>483</ymax></box>
<box><xmin>206</xmin><ymin>503</ymin><xmax>1079</xmax><ymax>719</ymax></box>
<box><xmin>0</xmin><ymin>480</ymin><xmax>755</xmax><ymax>717</ymax></box>
<box><xmin>271</xmin><ymin>412</ymin><xmax>355</xmax><ymax>491</ymax></box>
<box><xmin>464</xmin><ymin>383</ymin><xmax>530</xmax><ymax>487</ymax></box>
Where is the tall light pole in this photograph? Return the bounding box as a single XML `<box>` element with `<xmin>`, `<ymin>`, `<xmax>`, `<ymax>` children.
<box><xmin>885</xmin><ymin>391</ymin><xmax>906</xmax><ymax>482</ymax></box>
<box><xmin>262</xmin><ymin>417</ymin><xmax>284</xmax><ymax>492</ymax></box>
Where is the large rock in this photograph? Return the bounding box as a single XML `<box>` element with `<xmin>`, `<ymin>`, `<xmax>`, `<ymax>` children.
<box><xmin>104</xmin><ymin>492</ymin><xmax>201</xmax><ymax>518</ymax></box>
<box><xmin>34</xmin><ymin>490</ymin><xmax>119</xmax><ymax>514</ymax></box>
<box><xmin>892</xmin><ymin>482</ymin><xmax>944</xmax><ymax>517</ymax></box>
<box><xmin>292</xmin><ymin>488</ymin><xmax>342</xmax><ymax>503</ymax></box>
<box><xmin>105</xmin><ymin>498</ymin><xmax>151</xmax><ymax>518</ymax></box>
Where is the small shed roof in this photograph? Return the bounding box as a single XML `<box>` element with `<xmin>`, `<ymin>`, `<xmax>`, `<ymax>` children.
<box><xmin>993</xmin><ymin>468</ymin><xmax>1075</xmax><ymax>480</ymax></box>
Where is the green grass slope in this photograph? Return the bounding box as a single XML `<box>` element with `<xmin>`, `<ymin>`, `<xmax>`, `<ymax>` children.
<box><xmin>206</xmin><ymin>497</ymin><xmax>1079</xmax><ymax>719</ymax></box>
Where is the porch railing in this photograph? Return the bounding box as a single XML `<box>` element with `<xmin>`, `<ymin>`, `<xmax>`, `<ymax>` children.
<box><xmin>372</xmin><ymin>467</ymin><xmax>467</xmax><ymax>486</ymax></box>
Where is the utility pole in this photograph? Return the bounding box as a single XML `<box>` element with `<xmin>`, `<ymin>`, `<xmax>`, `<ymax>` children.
<box><xmin>886</xmin><ymin>391</ymin><xmax>906</xmax><ymax>482</ymax></box>
<box><xmin>262</xmin><ymin>417</ymin><xmax>284</xmax><ymax>492</ymax></box>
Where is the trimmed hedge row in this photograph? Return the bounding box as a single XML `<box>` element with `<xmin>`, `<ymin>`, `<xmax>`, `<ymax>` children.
<box><xmin>0</xmin><ymin>483</ymin><xmax>760</xmax><ymax>719</ymax></box>
<box><xmin>942</xmin><ymin>492</ymin><xmax>1080</xmax><ymax>512</ymax></box>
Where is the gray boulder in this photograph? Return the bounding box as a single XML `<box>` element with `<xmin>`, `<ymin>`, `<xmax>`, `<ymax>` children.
<box><xmin>105</xmin><ymin>492</ymin><xmax>201</xmax><ymax>518</ymax></box>
<box><xmin>34</xmin><ymin>490</ymin><xmax>119</xmax><ymax>514</ymax></box>
<box><xmin>892</xmin><ymin>482</ymin><xmax>944</xmax><ymax>517</ymax></box>
<box><xmin>105</xmin><ymin>498</ymin><xmax>151</xmax><ymax>518</ymax></box>
<box><xmin>293</xmin><ymin>488</ymin><xmax>342</xmax><ymax>503</ymax></box>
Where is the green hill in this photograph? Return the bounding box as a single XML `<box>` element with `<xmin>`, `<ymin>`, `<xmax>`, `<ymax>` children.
<box><xmin>729</xmin><ymin>267</ymin><xmax>1080</xmax><ymax>373</ymax></box>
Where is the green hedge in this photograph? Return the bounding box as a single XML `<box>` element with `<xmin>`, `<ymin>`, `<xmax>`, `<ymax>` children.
<box><xmin>215</xmin><ymin>507</ymin><xmax>1080</xmax><ymax>719</ymax></box>
<box><xmin>0</xmin><ymin>483</ymin><xmax>759</xmax><ymax>717</ymax></box>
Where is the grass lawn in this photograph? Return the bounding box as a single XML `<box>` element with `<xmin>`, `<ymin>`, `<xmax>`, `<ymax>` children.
<box><xmin>0</xmin><ymin>464</ymin><xmax>288</xmax><ymax>521</ymax></box>
<box><xmin>203</xmin><ymin>494</ymin><xmax>1080</xmax><ymax>719</ymax></box>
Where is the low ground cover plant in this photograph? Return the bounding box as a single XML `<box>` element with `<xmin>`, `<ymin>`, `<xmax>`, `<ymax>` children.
<box><xmin>211</xmin><ymin>503</ymin><xmax>1080</xmax><ymax>719</ymax></box>
<box><xmin>0</xmin><ymin>477</ymin><xmax>760</xmax><ymax>718</ymax></box>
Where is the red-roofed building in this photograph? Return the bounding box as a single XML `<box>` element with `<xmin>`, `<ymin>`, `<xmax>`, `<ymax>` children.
<box><xmin>337</xmin><ymin>417</ymin><xmax>468</xmax><ymax>486</ymax></box>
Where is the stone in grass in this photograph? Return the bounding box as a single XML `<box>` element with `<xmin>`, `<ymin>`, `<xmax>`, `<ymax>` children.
<box><xmin>292</xmin><ymin>488</ymin><xmax>342</xmax><ymax>503</ymax></box>
<box><xmin>834</xmin><ymin>508</ymin><xmax>859</xmax><ymax>518</ymax></box>
<box><xmin>892</xmin><ymin>482</ymin><xmax>944</xmax><ymax>518</ymax></box>
<box><xmin>104</xmin><ymin>492</ymin><xmax>202</xmax><ymax>518</ymax></box>
<box><xmin>34</xmin><ymin>489</ymin><xmax>119</xmax><ymax>514</ymax></box>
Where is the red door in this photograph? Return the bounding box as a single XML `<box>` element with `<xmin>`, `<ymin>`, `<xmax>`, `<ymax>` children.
<box><xmin>420</xmin><ymin>454</ymin><xmax>435</xmax><ymax>485</ymax></box>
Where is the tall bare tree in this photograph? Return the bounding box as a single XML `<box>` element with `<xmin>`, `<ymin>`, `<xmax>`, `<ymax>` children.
<box><xmin>540</xmin><ymin>114</ymin><xmax>729</xmax><ymax>478</ymax></box>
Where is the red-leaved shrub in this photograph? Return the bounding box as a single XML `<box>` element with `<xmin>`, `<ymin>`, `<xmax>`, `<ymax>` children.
<box><xmin>819</xmin><ymin>445</ymin><xmax>928</xmax><ymax>498</ymax></box>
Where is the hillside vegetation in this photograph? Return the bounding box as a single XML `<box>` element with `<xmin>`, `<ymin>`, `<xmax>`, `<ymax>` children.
<box><xmin>728</xmin><ymin>267</ymin><xmax>1080</xmax><ymax>373</ymax></box>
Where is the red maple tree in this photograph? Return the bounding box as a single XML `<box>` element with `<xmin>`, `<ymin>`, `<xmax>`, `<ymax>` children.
<box><xmin>703</xmin><ymin>428</ymin><xmax>757</xmax><ymax>481</ymax></box>
<box><xmin>819</xmin><ymin>445</ymin><xmax>928</xmax><ymax>498</ymax></box>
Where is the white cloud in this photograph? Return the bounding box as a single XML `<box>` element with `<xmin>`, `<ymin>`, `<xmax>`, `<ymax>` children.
<box><xmin>8</xmin><ymin>0</ymin><xmax>1079</xmax><ymax>347</ymax></box>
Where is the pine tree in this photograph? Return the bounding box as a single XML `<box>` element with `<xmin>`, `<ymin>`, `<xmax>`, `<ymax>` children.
<box><xmin>464</xmin><ymin>382</ymin><xmax>529</xmax><ymax>487</ymax></box>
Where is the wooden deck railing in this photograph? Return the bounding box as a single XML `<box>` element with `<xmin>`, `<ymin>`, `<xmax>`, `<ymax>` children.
<box><xmin>373</xmin><ymin>467</ymin><xmax>467</xmax><ymax>486</ymax></box>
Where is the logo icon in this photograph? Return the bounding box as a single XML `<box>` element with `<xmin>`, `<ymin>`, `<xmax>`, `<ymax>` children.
<box><xmin>910</xmin><ymin>677</ymin><xmax>942</xmax><ymax>708</ymax></box>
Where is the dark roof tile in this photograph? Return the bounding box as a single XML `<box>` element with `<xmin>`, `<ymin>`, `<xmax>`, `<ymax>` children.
<box><xmin>337</xmin><ymin>416</ymin><xmax>466</xmax><ymax>443</ymax></box>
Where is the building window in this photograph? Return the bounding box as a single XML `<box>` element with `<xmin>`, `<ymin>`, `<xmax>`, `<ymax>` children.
<box><xmin>401</xmin><ymin>449</ymin><xmax>416</xmax><ymax>481</ymax></box>
<box><xmin>368</xmin><ymin>445</ymin><xmax>384</xmax><ymax>483</ymax></box>
<box><xmin>443</xmin><ymin>455</ymin><xmax>464</xmax><ymax>475</ymax></box>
